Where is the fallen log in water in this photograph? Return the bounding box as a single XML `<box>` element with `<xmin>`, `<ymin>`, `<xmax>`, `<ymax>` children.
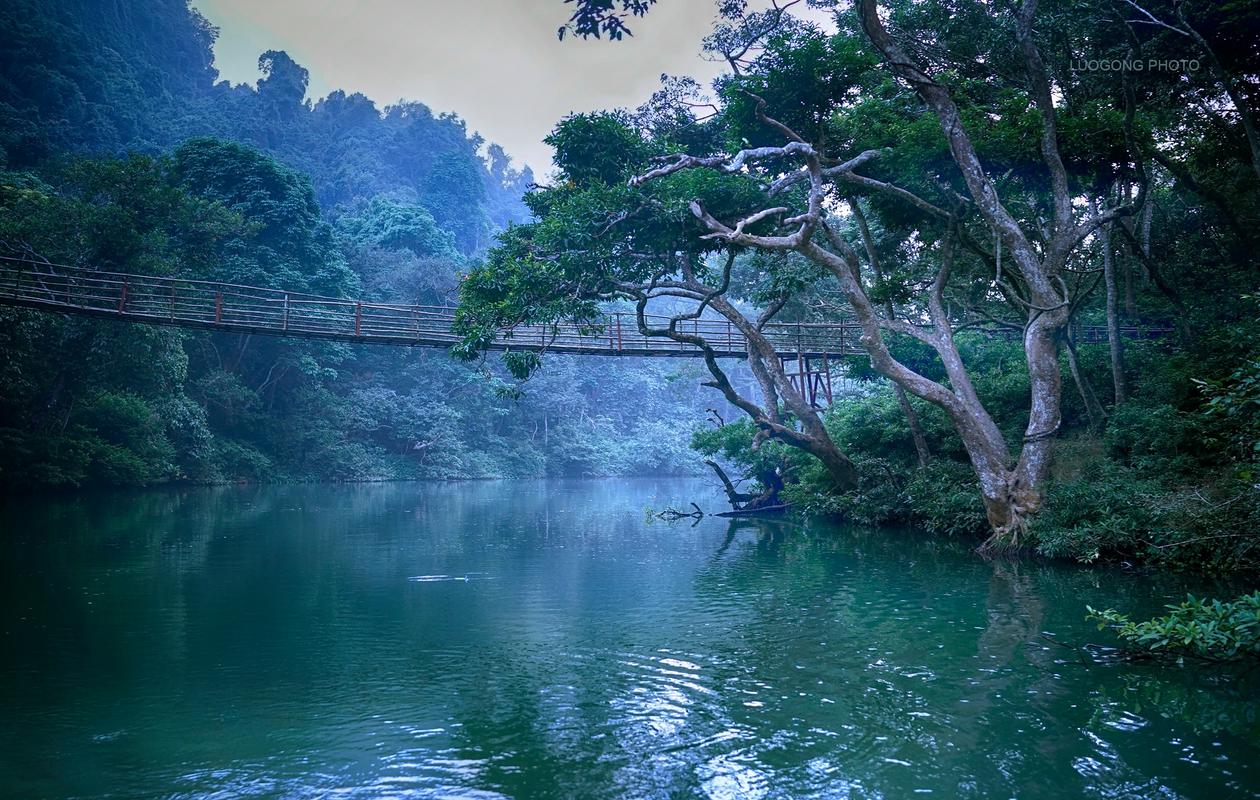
<box><xmin>714</xmin><ymin>504</ymin><xmax>789</xmax><ymax>518</ymax></box>
<box><xmin>653</xmin><ymin>502</ymin><xmax>704</xmax><ymax>521</ymax></box>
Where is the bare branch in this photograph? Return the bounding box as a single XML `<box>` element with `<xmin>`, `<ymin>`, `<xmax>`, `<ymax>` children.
<box><xmin>628</xmin><ymin>142</ymin><xmax>816</xmax><ymax>187</ymax></box>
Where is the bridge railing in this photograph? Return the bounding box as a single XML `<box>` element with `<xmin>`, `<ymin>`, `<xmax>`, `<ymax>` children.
<box><xmin>0</xmin><ymin>257</ymin><xmax>1173</xmax><ymax>357</ymax></box>
<box><xmin>0</xmin><ymin>257</ymin><xmax>864</xmax><ymax>357</ymax></box>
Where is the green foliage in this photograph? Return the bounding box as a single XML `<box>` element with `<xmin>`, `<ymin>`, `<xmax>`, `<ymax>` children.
<box><xmin>900</xmin><ymin>461</ymin><xmax>990</xmax><ymax>537</ymax></box>
<box><xmin>546</xmin><ymin>112</ymin><xmax>656</xmax><ymax>186</ymax></box>
<box><xmin>1030</xmin><ymin>461</ymin><xmax>1165</xmax><ymax>563</ymax></box>
<box><xmin>557</xmin><ymin>0</ymin><xmax>657</xmax><ymax>41</ymax></box>
<box><xmin>169</xmin><ymin>138</ymin><xmax>357</xmax><ymax>296</ymax></box>
<box><xmin>692</xmin><ymin>419</ymin><xmax>794</xmax><ymax>483</ymax></box>
<box><xmin>1104</xmin><ymin>402</ymin><xmax>1199</xmax><ymax>473</ymax></box>
<box><xmin>720</xmin><ymin>26</ymin><xmax>878</xmax><ymax>150</ymax></box>
<box><xmin>1088</xmin><ymin>593</ymin><xmax>1260</xmax><ymax>660</ymax></box>
<box><xmin>1196</xmin><ymin>356</ymin><xmax>1260</xmax><ymax>475</ymax></box>
<box><xmin>336</xmin><ymin>197</ymin><xmax>458</xmax><ymax>259</ymax></box>
<box><xmin>74</xmin><ymin>392</ymin><xmax>177</xmax><ymax>480</ymax></box>
<box><xmin>783</xmin><ymin>457</ymin><xmax>988</xmax><ymax>537</ymax></box>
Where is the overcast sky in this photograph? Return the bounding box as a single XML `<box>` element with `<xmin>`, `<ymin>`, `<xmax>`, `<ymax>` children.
<box><xmin>191</xmin><ymin>0</ymin><xmax>731</xmax><ymax>175</ymax></box>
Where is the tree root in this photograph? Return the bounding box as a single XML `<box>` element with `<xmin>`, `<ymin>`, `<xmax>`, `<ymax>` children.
<box><xmin>977</xmin><ymin>515</ymin><xmax>1031</xmax><ymax>558</ymax></box>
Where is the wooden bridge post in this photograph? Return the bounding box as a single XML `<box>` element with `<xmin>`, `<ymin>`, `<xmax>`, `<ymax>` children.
<box><xmin>616</xmin><ymin>313</ymin><xmax>623</xmax><ymax>352</ymax></box>
<box><xmin>10</xmin><ymin>260</ymin><xmax>21</xmax><ymax>299</ymax></box>
<box><xmin>354</xmin><ymin>301</ymin><xmax>362</xmax><ymax>336</ymax></box>
<box><xmin>214</xmin><ymin>291</ymin><xmax>223</xmax><ymax>324</ymax></box>
<box><xmin>821</xmin><ymin>352</ymin><xmax>833</xmax><ymax>405</ymax></box>
<box><xmin>796</xmin><ymin>328</ymin><xmax>805</xmax><ymax>400</ymax></box>
<box><xmin>169</xmin><ymin>284</ymin><xmax>176</xmax><ymax>320</ymax></box>
<box><xmin>117</xmin><ymin>280</ymin><xmax>128</xmax><ymax>313</ymax></box>
<box><xmin>283</xmin><ymin>294</ymin><xmax>291</xmax><ymax>331</ymax></box>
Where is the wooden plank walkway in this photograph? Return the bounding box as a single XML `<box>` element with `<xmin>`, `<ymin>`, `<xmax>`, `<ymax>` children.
<box><xmin>0</xmin><ymin>257</ymin><xmax>1175</xmax><ymax>359</ymax></box>
<box><xmin>0</xmin><ymin>257</ymin><xmax>864</xmax><ymax>358</ymax></box>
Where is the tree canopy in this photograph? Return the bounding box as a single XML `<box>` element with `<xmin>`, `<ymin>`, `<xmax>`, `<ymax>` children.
<box><xmin>462</xmin><ymin>0</ymin><xmax>1260</xmax><ymax>556</ymax></box>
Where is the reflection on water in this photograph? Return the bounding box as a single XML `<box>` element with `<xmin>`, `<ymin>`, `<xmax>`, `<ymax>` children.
<box><xmin>0</xmin><ymin>479</ymin><xmax>1256</xmax><ymax>799</ymax></box>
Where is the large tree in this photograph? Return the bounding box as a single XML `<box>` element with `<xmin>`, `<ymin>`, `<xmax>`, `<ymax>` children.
<box><xmin>455</xmin><ymin>111</ymin><xmax>860</xmax><ymax>490</ymax></box>
<box><xmin>474</xmin><ymin>0</ymin><xmax>1260</xmax><ymax>546</ymax></box>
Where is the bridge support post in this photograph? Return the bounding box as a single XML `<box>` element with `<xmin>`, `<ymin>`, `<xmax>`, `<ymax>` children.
<box><xmin>821</xmin><ymin>353</ymin><xmax>833</xmax><ymax>405</ymax></box>
<box><xmin>215</xmin><ymin>291</ymin><xmax>223</xmax><ymax>324</ymax></box>
<box><xmin>117</xmin><ymin>280</ymin><xmax>128</xmax><ymax>313</ymax></box>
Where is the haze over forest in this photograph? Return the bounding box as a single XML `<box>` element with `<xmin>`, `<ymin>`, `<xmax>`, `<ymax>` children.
<box><xmin>0</xmin><ymin>0</ymin><xmax>728</xmax><ymax>487</ymax></box>
<box><xmin>2</xmin><ymin>1</ymin><xmax>1260</xmax><ymax>796</ymax></box>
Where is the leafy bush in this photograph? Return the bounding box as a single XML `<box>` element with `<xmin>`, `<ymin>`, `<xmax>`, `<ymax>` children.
<box><xmin>781</xmin><ymin>457</ymin><xmax>988</xmax><ymax>537</ymax></box>
<box><xmin>211</xmin><ymin>439</ymin><xmax>278</xmax><ymax>483</ymax></box>
<box><xmin>782</xmin><ymin>456</ymin><xmax>905</xmax><ymax>524</ymax></box>
<box><xmin>1030</xmin><ymin>462</ymin><xmax>1164</xmax><ymax>562</ymax></box>
<box><xmin>72</xmin><ymin>393</ymin><xmax>178</xmax><ymax>486</ymax></box>
<box><xmin>0</xmin><ymin>428</ymin><xmax>93</xmax><ymax>488</ymax></box>
<box><xmin>901</xmin><ymin>461</ymin><xmax>989</xmax><ymax>537</ymax></box>
<box><xmin>1104</xmin><ymin>402</ymin><xmax>1198</xmax><ymax>473</ymax></box>
<box><xmin>1088</xmin><ymin>593</ymin><xmax>1260</xmax><ymax>660</ymax></box>
<box><xmin>1196</xmin><ymin>358</ymin><xmax>1260</xmax><ymax>476</ymax></box>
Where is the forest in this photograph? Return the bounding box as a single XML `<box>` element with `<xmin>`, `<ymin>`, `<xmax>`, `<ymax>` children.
<box><xmin>2</xmin><ymin>0</ymin><xmax>1259</xmax><ymax>576</ymax></box>
<box><xmin>457</xmin><ymin>0</ymin><xmax>1260</xmax><ymax>579</ymax></box>
<box><xmin>0</xmin><ymin>0</ymin><xmax>715</xmax><ymax>489</ymax></box>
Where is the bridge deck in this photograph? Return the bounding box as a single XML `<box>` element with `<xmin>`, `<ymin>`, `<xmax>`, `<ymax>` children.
<box><xmin>0</xmin><ymin>257</ymin><xmax>1174</xmax><ymax>358</ymax></box>
<box><xmin>0</xmin><ymin>258</ymin><xmax>865</xmax><ymax>358</ymax></box>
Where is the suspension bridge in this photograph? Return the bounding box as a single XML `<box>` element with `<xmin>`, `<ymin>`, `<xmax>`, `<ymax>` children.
<box><xmin>0</xmin><ymin>256</ymin><xmax>1174</xmax><ymax>408</ymax></box>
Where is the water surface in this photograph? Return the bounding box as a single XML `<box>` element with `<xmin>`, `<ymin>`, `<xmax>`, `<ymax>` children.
<box><xmin>1</xmin><ymin>479</ymin><xmax>1256</xmax><ymax>798</ymax></box>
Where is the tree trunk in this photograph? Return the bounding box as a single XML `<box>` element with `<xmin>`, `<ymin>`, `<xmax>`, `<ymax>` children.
<box><xmin>1064</xmin><ymin>329</ymin><xmax>1106</xmax><ymax>432</ymax></box>
<box><xmin>1123</xmin><ymin>250</ymin><xmax>1136</xmax><ymax>318</ymax></box>
<box><xmin>632</xmin><ymin>291</ymin><xmax>861</xmax><ymax>493</ymax></box>
<box><xmin>1014</xmin><ymin>308</ymin><xmax>1068</xmax><ymax>495</ymax></box>
<box><xmin>977</xmin><ymin>469</ymin><xmax>1043</xmax><ymax>553</ymax></box>
<box><xmin>941</xmin><ymin>396</ymin><xmax>1038</xmax><ymax>551</ymax></box>
<box><xmin>893</xmin><ymin>383</ymin><xmax>931</xmax><ymax>467</ymax></box>
<box><xmin>705</xmin><ymin>459</ymin><xmax>760</xmax><ymax>508</ymax></box>
<box><xmin>1102</xmin><ymin>221</ymin><xmax>1129</xmax><ymax>405</ymax></box>
<box><xmin>710</xmin><ymin>296</ymin><xmax>860</xmax><ymax>492</ymax></box>
<box><xmin>1140</xmin><ymin>194</ymin><xmax>1153</xmax><ymax>258</ymax></box>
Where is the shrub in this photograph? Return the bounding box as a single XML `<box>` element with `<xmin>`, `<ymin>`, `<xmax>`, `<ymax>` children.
<box><xmin>1030</xmin><ymin>462</ymin><xmax>1163</xmax><ymax>562</ymax></box>
<box><xmin>1104</xmin><ymin>401</ymin><xmax>1199</xmax><ymax>473</ymax></box>
<box><xmin>74</xmin><ymin>392</ymin><xmax>178</xmax><ymax>485</ymax></box>
<box><xmin>782</xmin><ymin>455</ymin><xmax>907</xmax><ymax>525</ymax></box>
<box><xmin>901</xmin><ymin>461</ymin><xmax>989</xmax><ymax>537</ymax></box>
<box><xmin>211</xmin><ymin>439</ymin><xmax>277</xmax><ymax>482</ymax></box>
<box><xmin>1087</xmin><ymin>592</ymin><xmax>1260</xmax><ymax>660</ymax></box>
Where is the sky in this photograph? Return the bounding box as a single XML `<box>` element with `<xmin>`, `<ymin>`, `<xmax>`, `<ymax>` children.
<box><xmin>191</xmin><ymin>0</ymin><xmax>732</xmax><ymax>175</ymax></box>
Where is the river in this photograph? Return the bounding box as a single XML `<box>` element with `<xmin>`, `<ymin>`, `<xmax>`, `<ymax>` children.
<box><xmin>1</xmin><ymin>479</ymin><xmax>1256</xmax><ymax>799</ymax></box>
